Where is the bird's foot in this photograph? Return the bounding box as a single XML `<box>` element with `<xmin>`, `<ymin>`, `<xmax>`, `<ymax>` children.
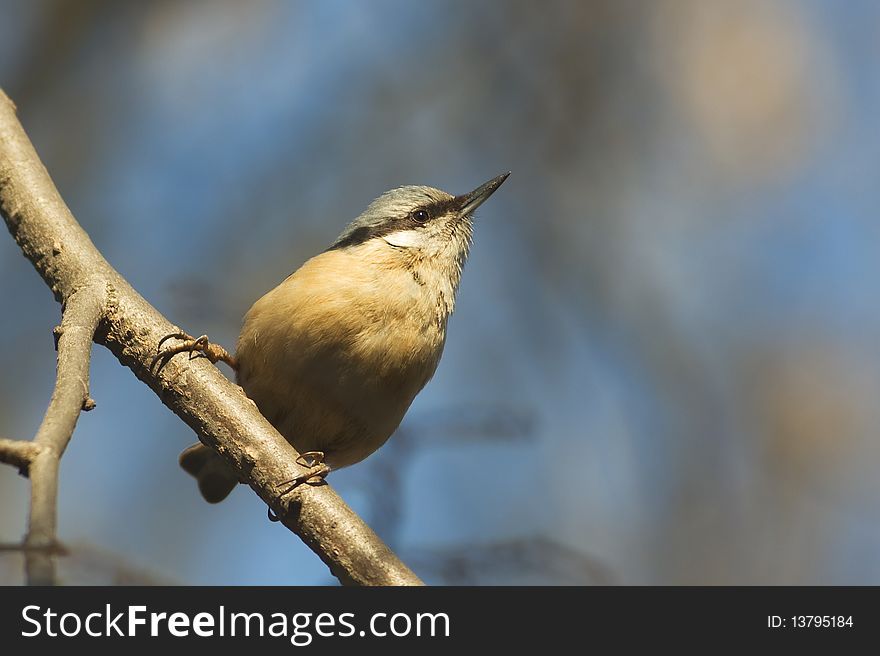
<box><xmin>268</xmin><ymin>451</ymin><xmax>331</xmax><ymax>522</ymax></box>
<box><xmin>282</xmin><ymin>451</ymin><xmax>331</xmax><ymax>492</ymax></box>
<box><xmin>152</xmin><ymin>332</ymin><xmax>238</xmax><ymax>370</ymax></box>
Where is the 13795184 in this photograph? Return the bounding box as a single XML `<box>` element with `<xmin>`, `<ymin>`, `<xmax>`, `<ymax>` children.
<box><xmin>790</xmin><ymin>616</ymin><xmax>853</xmax><ymax>629</ymax></box>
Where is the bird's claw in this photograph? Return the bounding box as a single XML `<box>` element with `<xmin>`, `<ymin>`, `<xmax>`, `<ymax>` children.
<box><xmin>152</xmin><ymin>332</ymin><xmax>237</xmax><ymax>370</ymax></box>
<box><xmin>295</xmin><ymin>451</ymin><xmax>327</xmax><ymax>469</ymax></box>
<box><xmin>283</xmin><ymin>450</ymin><xmax>331</xmax><ymax>492</ymax></box>
<box><xmin>268</xmin><ymin>451</ymin><xmax>331</xmax><ymax>522</ymax></box>
<box><xmin>156</xmin><ymin>331</ymin><xmax>194</xmax><ymax>352</ymax></box>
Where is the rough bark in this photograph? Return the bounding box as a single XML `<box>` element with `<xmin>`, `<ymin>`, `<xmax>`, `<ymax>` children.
<box><xmin>0</xmin><ymin>89</ymin><xmax>423</xmax><ymax>586</ymax></box>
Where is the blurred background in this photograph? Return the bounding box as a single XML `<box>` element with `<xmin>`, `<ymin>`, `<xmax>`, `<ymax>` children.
<box><xmin>1</xmin><ymin>0</ymin><xmax>879</xmax><ymax>585</ymax></box>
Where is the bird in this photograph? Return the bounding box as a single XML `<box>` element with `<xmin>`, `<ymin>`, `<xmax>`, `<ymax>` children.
<box><xmin>156</xmin><ymin>173</ymin><xmax>509</xmax><ymax>503</ymax></box>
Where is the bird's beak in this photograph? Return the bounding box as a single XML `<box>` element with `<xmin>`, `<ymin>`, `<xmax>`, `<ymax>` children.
<box><xmin>456</xmin><ymin>172</ymin><xmax>510</xmax><ymax>216</ymax></box>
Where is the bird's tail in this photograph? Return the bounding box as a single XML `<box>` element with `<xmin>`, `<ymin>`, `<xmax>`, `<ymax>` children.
<box><xmin>179</xmin><ymin>443</ymin><xmax>238</xmax><ymax>503</ymax></box>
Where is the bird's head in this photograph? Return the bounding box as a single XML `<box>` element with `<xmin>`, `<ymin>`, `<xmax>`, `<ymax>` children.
<box><xmin>329</xmin><ymin>173</ymin><xmax>509</xmax><ymax>273</ymax></box>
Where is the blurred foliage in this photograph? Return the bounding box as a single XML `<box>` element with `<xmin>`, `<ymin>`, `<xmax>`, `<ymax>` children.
<box><xmin>2</xmin><ymin>0</ymin><xmax>880</xmax><ymax>584</ymax></box>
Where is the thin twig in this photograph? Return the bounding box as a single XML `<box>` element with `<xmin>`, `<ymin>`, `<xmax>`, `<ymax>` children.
<box><xmin>0</xmin><ymin>88</ymin><xmax>422</xmax><ymax>586</ymax></box>
<box><xmin>0</xmin><ymin>438</ymin><xmax>42</xmax><ymax>474</ymax></box>
<box><xmin>24</xmin><ymin>282</ymin><xmax>104</xmax><ymax>585</ymax></box>
<box><xmin>0</xmin><ymin>284</ymin><xmax>102</xmax><ymax>585</ymax></box>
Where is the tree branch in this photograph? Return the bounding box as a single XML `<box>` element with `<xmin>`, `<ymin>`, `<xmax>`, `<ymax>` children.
<box><xmin>0</xmin><ymin>438</ymin><xmax>41</xmax><ymax>474</ymax></box>
<box><xmin>0</xmin><ymin>88</ymin><xmax>423</xmax><ymax>586</ymax></box>
<box><xmin>24</xmin><ymin>282</ymin><xmax>104</xmax><ymax>584</ymax></box>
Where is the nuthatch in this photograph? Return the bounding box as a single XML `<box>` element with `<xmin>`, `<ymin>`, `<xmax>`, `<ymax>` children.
<box><xmin>158</xmin><ymin>173</ymin><xmax>509</xmax><ymax>502</ymax></box>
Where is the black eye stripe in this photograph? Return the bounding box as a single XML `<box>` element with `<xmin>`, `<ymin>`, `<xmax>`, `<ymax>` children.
<box><xmin>426</xmin><ymin>197</ymin><xmax>459</xmax><ymax>217</ymax></box>
<box><xmin>328</xmin><ymin>196</ymin><xmax>462</xmax><ymax>251</ymax></box>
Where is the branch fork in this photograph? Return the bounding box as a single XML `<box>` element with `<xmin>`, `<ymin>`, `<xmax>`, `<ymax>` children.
<box><xmin>0</xmin><ymin>89</ymin><xmax>422</xmax><ymax>586</ymax></box>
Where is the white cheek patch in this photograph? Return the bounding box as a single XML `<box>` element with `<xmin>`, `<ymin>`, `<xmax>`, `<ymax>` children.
<box><xmin>383</xmin><ymin>229</ymin><xmax>424</xmax><ymax>249</ymax></box>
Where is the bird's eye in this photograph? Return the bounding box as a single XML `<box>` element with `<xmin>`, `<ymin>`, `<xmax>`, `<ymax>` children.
<box><xmin>411</xmin><ymin>209</ymin><xmax>430</xmax><ymax>223</ymax></box>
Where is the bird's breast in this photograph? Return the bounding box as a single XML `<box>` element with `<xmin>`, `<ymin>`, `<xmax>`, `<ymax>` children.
<box><xmin>234</xmin><ymin>250</ymin><xmax>447</xmax><ymax>467</ymax></box>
